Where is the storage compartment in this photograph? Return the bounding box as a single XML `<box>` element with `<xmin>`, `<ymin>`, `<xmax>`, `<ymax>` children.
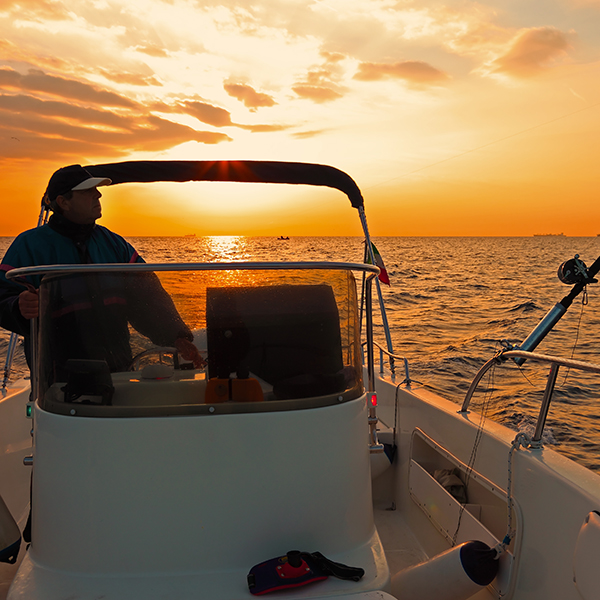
<box><xmin>409</xmin><ymin>428</ymin><xmax>518</xmax><ymax>598</ymax></box>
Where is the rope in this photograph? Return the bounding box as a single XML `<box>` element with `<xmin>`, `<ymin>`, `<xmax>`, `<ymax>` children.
<box><xmin>452</xmin><ymin>363</ymin><xmax>496</xmax><ymax>545</ymax></box>
<box><xmin>561</xmin><ymin>288</ymin><xmax>588</xmax><ymax>386</ymax></box>
<box><xmin>493</xmin><ymin>431</ymin><xmax>531</xmax><ymax>558</ymax></box>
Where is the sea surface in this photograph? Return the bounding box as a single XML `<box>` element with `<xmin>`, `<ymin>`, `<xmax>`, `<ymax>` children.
<box><xmin>2</xmin><ymin>235</ymin><xmax>600</xmax><ymax>472</ymax></box>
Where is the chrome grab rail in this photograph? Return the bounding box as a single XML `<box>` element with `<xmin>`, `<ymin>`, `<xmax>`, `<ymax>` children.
<box><xmin>460</xmin><ymin>350</ymin><xmax>600</xmax><ymax>446</ymax></box>
<box><xmin>6</xmin><ymin>261</ymin><xmax>380</xmax><ymax>279</ymax></box>
<box><xmin>362</xmin><ymin>340</ymin><xmax>411</xmax><ymax>383</ymax></box>
<box><xmin>2</xmin><ymin>333</ymin><xmax>19</xmax><ymax>391</ymax></box>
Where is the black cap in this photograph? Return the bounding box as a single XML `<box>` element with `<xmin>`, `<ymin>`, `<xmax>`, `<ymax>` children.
<box><xmin>45</xmin><ymin>165</ymin><xmax>112</xmax><ymax>206</ymax></box>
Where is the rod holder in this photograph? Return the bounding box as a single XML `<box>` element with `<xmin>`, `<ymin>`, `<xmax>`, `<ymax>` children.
<box><xmin>514</xmin><ymin>303</ymin><xmax>567</xmax><ymax>366</ymax></box>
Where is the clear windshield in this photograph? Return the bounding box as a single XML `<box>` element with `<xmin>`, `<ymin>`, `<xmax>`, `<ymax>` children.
<box><xmin>37</xmin><ymin>266</ymin><xmax>363</xmax><ymax>416</ymax></box>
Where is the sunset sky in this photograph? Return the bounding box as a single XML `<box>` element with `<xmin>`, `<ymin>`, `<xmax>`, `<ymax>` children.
<box><xmin>1</xmin><ymin>0</ymin><xmax>599</xmax><ymax>236</ymax></box>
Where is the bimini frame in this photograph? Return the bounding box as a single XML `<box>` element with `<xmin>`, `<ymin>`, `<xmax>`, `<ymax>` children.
<box><xmin>3</xmin><ymin>160</ymin><xmax>394</xmax><ymax>386</ymax></box>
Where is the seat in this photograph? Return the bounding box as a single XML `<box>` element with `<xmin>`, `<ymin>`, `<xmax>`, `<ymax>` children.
<box><xmin>206</xmin><ymin>285</ymin><xmax>344</xmax><ymax>399</ymax></box>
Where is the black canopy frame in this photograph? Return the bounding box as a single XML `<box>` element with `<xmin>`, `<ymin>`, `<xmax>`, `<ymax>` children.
<box><xmin>84</xmin><ymin>160</ymin><xmax>364</xmax><ymax>210</ymax></box>
<box><xmin>32</xmin><ymin>159</ymin><xmax>394</xmax><ymax>363</ymax></box>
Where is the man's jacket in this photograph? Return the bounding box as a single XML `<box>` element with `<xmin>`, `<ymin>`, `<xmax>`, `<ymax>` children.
<box><xmin>0</xmin><ymin>214</ymin><xmax>193</xmax><ymax>374</ymax></box>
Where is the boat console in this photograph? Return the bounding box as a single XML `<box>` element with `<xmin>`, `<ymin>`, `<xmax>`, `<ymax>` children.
<box><xmin>9</xmin><ymin>262</ymin><xmax>388</xmax><ymax>599</ymax></box>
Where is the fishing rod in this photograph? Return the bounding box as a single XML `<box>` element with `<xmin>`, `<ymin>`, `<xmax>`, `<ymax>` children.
<box><xmin>513</xmin><ymin>253</ymin><xmax>600</xmax><ymax>366</ymax></box>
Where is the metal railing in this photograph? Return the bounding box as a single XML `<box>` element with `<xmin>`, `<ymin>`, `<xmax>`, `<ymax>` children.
<box><xmin>362</xmin><ymin>340</ymin><xmax>411</xmax><ymax>384</ymax></box>
<box><xmin>460</xmin><ymin>349</ymin><xmax>600</xmax><ymax>446</ymax></box>
<box><xmin>6</xmin><ymin>260</ymin><xmax>380</xmax><ymax>279</ymax></box>
<box><xmin>1</xmin><ymin>333</ymin><xmax>19</xmax><ymax>391</ymax></box>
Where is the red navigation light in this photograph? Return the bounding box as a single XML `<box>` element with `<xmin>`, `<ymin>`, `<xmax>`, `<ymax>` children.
<box><xmin>369</xmin><ymin>392</ymin><xmax>377</xmax><ymax>407</ymax></box>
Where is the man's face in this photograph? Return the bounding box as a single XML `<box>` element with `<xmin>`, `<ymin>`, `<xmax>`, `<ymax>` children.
<box><xmin>58</xmin><ymin>187</ymin><xmax>103</xmax><ymax>224</ymax></box>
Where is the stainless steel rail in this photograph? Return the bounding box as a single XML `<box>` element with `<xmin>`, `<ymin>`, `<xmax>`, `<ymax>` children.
<box><xmin>362</xmin><ymin>340</ymin><xmax>411</xmax><ymax>383</ymax></box>
<box><xmin>460</xmin><ymin>350</ymin><xmax>600</xmax><ymax>446</ymax></box>
<box><xmin>7</xmin><ymin>261</ymin><xmax>380</xmax><ymax>279</ymax></box>
<box><xmin>2</xmin><ymin>333</ymin><xmax>18</xmax><ymax>391</ymax></box>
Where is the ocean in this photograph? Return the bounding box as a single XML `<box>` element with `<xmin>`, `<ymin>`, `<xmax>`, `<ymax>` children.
<box><xmin>1</xmin><ymin>235</ymin><xmax>600</xmax><ymax>472</ymax></box>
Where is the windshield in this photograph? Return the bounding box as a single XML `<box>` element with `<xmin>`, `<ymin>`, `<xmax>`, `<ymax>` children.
<box><xmin>36</xmin><ymin>266</ymin><xmax>363</xmax><ymax>417</ymax></box>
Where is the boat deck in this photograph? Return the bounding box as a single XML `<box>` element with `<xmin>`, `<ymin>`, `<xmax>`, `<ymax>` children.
<box><xmin>0</xmin><ymin>508</ymin><xmax>427</xmax><ymax>600</ymax></box>
<box><xmin>0</xmin><ymin>560</ymin><xmax>18</xmax><ymax>600</ymax></box>
<box><xmin>373</xmin><ymin>507</ymin><xmax>427</xmax><ymax>576</ymax></box>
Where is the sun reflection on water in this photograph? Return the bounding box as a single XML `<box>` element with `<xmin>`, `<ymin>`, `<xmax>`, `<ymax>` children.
<box><xmin>203</xmin><ymin>236</ymin><xmax>250</xmax><ymax>262</ymax></box>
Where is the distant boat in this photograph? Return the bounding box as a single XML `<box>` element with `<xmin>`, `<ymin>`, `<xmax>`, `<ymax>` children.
<box><xmin>184</xmin><ymin>233</ymin><xmax>196</xmax><ymax>238</ymax></box>
<box><xmin>277</xmin><ymin>236</ymin><xmax>290</xmax><ymax>240</ymax></box>
<box><xmin>533</xmin><ymin>233</ymin><xmax>565</xmax><ymax>237</ymax></box>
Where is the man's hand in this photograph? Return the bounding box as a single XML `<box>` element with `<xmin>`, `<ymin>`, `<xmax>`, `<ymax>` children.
<box><xmin>174</xmin><ymin>337</ymin><xmax>207</xmax><ymax>369</ymax></box>
<box><xmin>18</xmin><ymin>289</ymin><xmax>39</xmax><ymax>319</ymax></box>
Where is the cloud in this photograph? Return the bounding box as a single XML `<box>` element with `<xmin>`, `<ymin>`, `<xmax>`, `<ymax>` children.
<box><xmin>0</xmin><ymin>67</ymin><xmax>233</xmax><ymax>164</ymax></box>
<box><xmin>353</xmin><ymin>60</ymin><xmax>450</xmax><ymax>86</ymax></box>
<box><xmin>172</xmin><ymin>98</ymin><xmax>290</xmax><ymax>132</ymax></box>
<box><xmin>0</xmin><ymin>108</ymin><xmax>231</xmax><ymax>162</ymax></box>
<box><xmin>0</xmin><ymin>67</ymin><xmax>285</xmax><ymax>142</ymax></box>
<box><xmin>292</xmin><ymin>53</ymin><xmax>348</xmax><ymax>103</ymax></box>
<box><xmin>0</xmin><ymin>0</ymin><xmax>206</xmax><ymax>77</ymax></box>
<box><xmin>0</xmin><ymin>31</ymin><xmax>164</xmax><ymax>89</ymax></box>
<box><xmin>97</xmin><ymin>68</ymin><xmax>163</xmax><ymax>87</ymax></box>
<box><xmin>224</xmin><ymin>83</ymin><xmax>276</xmax><ymax>110</ymax></box>
<box><xmin>0</xmin><ymin>38</ymin><xmax>72</xmax><ymax>73</ymax></box>
<box><xmin>490</xmin><ymin>27</ymin><xmax>571</xmax><ymax>77</ymax></box>
<box><xmin>320</xmin><ymin>51</ymin><xmax>346</xmax><ymax>63</ymax></box>
<box><xmin>292</xmin><ymin>85</ymin><xmax>343</xmax><ymax>103</ymax></box>
<box><xmin>135</xmin><ymin>45</ymin><xmax>171</xmax><ymax>58</ymax></box>
<box><xmin>0</xmin><ymin>0</ymin><xmax>70</xmax><ymax>20</ymax></box>
<box><xmin>181</xmin><ymin>100</ymin><xmax>233</xmax><ymax>127</ymax></box>
<box><xmin>0</xmin><ymin>94</ymin><xmax>131</xmax><ymax>130</ymax></box>
<box><xmin>291</xmin><ymin>129</ymin><xmax>329</xmax><ymax>139</ymax></box>
<box><xmin>237</xmin><ymin>123</ymin><xmax>290</xmax><ymax>133</ymax></box>
<box><xmin>0</xmin><ymin>67</ymin><xmax>137</xmax><ymax>108</ymax></box>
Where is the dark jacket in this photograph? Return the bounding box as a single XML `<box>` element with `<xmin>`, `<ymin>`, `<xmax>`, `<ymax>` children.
<box><xmin>0</xmin><ymin>214</ymin><xmax>192</xmax><ymax>375</ymax></box>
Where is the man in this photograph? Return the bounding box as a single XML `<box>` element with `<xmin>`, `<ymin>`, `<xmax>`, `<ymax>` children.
<box><xmin>0</xmin><ymin>164</ymin><xmax>203</xmax><ymax>375</ymax></box>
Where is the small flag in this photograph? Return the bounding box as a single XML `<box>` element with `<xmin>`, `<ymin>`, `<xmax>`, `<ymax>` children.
<box><xmin>365</xmin><ymin>241</ymin><xmax>390</xmax><ymax>285</ymax></box>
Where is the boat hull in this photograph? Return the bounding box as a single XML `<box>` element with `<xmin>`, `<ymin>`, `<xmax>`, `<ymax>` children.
<box><xmin>372</xmin><ymin>372</ymin><xmax>600</xmax><ymax>600</ymax></box>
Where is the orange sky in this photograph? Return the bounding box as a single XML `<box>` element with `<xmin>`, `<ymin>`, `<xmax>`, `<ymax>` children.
<box><xmin>1</xmin><ymin>0</ymin><xmax>600</xmax><ymax>236</ymax></box>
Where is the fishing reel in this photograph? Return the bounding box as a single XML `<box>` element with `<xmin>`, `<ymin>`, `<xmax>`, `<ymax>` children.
<box><xmin>557</xmin><ymin>255</ymin><xmax>597</xmax><ymax>285</ymax></box>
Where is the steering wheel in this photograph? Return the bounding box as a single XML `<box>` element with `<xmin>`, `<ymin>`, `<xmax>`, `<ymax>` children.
<box><xmin>129</xmin><ymin>346</ymin><xmax>179</xmax><ymax>371</ymax></box>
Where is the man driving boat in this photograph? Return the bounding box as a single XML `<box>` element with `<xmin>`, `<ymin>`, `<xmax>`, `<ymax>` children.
<box><xmin>0</xmin><ymin>164</ymin><xmax>203</xmax><ymax>373</ymax></box>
